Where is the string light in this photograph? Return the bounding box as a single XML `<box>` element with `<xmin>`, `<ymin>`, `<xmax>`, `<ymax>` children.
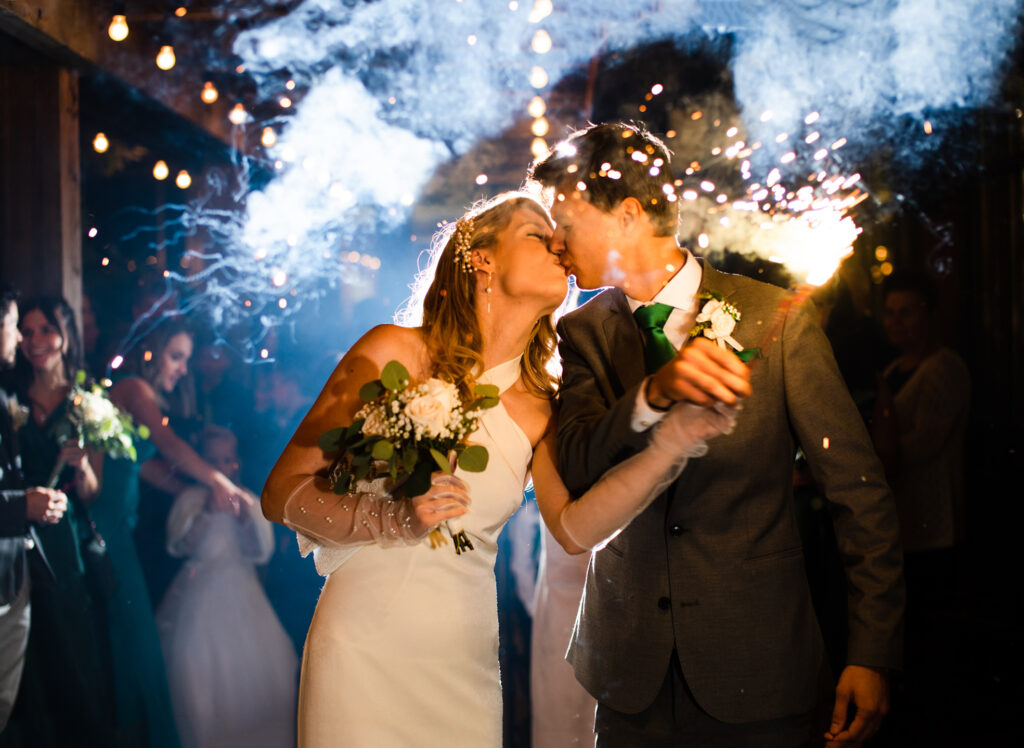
<box><xmin>92</xmin><ymin>132</ymin><xmax>109</xmax><ymax>153</ymax></box>
<box><xmin>228</xmin><ymin>103</ymin><xmax>247</xmax><ymax>125</ymax></box>
<box><xmin>531</xmin><ymin>137</ymin><xmax>548</xmax><ymax>158</ymax></box>
<box><xmin>174</xmin><ymin>6</ymin><xmax>187</xmax><ymax>17</ymax></box>
<box><xmin>529</xmin><ymin>66</ymin><xmax>548</xmax><ymax>88</ymax></box>
<box><xmin>527</xmin><ymin>95</ymin><xmax>546</xmax><ymax>118</ymax></box>
<box><xmin>201</xmin><ymin>81</ymin><xmax>218</xmax><ymax>104</ymax></box>
<box><xmin>531</xmin><ymin>117</ymin><xmax>549</xmax><ymax>137</ymax></box>
<box><xmin>156</xmin><ymin>45</ymin><xmax>176</xmax><ymax>71</ymax></box>
<box><xmin>152</xmin><ymin>160</ymin><xmax>169</xmax><ymax>180</ymax></box>
<box><xmin>261</xmin><ymin>127</ymin><xmax>277</xmax><ymax>147</ymax></box>
<box><xmin>175</xmin><ymin>170</ymin><xmax>191</xmax><ymax>189</ymax></box>
<box><xmin>108</xmin><ymin>14</ymin><xmax>129</xmax><ymax>42</ymax></box>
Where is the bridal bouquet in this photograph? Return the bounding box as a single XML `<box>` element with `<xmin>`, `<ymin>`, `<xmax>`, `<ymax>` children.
<box><xmin>318</xmin><ymin>361</ymin><xmax>499</xmax><ymax>554</ymax></box>
<box><xmin>48</xmin><ymin>371</ymin><xmax>150</xmax><ymax>488</ymax></box>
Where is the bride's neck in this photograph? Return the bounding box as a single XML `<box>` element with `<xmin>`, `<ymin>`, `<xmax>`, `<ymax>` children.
<box><xmin>476</xmin><ymin>296</ymin><xmax>540</xmax><ymax>371</ymax></box>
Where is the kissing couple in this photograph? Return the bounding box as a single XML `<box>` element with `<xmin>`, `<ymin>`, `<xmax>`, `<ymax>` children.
<box><xmin>263</xmin><ymin>122</ymin><xmax>904</xmax><ymax>747</ymax></box>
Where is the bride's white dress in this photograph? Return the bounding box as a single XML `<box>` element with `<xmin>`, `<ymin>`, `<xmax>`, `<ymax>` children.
<box><xmin>297</xmin><ymin>357</ymin><xmax>530</xmax><ymax>748</ymax></box>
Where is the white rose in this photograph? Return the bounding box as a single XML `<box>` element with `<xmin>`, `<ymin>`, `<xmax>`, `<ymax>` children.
<box><xmin>405</xmin><ymin>391</ymin><xmax>451</xmax><ymax>438</ymax></box>
<box><xmin>80</xmin><ymin>393</ymin><xmax>117</xmax><ymax>424</ymax></box>
<box><xmin>421</xmin><ymin>378</ymin><xmax>459</xmax><ymax>414</ymax></box>
<box><xmin>709</xmin><ymin>308</ymin><xmax>736</xmax><ymax>339</ymax></box>
<box><xmin>696</xmin><ymin>298</ymin><xmax>724</xmax><ymax>324</ymax></box>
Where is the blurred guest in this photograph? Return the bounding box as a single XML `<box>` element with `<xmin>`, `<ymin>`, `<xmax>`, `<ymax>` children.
<box><xmin>192</xmin><ymin>336</ymin><xmax>250</xmax><ymax>433</ymax></box>
<box><xmin>5</xmin><ymin>297</ymin><xmax>114</xmax><ymax>746</ymax></box>
<box><xmin>157</xmin><ymin>426</ymin><xmax>297</xmax><ymax>748</ymax></box>
<box><xmin>113</xmin><ymin>319</ymin><xmax>249</xmax><ymax>606</ymax></box>
<box><xmin>872</xmin><ymin>271</ymin><xmax>970</xmax><ymax>685</ymax></box>
<box><xmin>91</xmin><ymin>386</ymin><xmax>180</xmax><ymax>742</ymax></box>
<box><xmin>873</xmin><ymin>272</ymin><xmax>970</xmax><ymax>555</ymax></box>
<box><xmin>0</xmin><ymin>289</ymin><xmax>65</xmax><ymax>734</ymax></box>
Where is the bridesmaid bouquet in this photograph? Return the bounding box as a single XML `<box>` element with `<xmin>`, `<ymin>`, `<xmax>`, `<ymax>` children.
<box><xmin>47</xmin><ymin>371</ymin><xmax>150</xmax><ymax>488</ymax></box>
<box><xmin>318</xmin><ymin>361</ymin><xmax>500</xmax><ymax>554</ymax></box>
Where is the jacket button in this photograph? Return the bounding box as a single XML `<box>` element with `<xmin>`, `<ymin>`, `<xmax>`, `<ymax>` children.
<box><xmin>669</xmin><ymin>525</ymin><xmax>685</xmax><ymax>536</ymax></box>
<box><xmin>657</xmin><ymin>596</ymin><xmax>670</xmax><ymax>610</ymax></box>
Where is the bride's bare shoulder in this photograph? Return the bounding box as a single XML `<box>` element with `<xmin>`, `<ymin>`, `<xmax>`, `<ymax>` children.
<box><xmin>353</xmin><ymin>324</ymin><xmax>425</xmax><ymax>359</ymax></box>
<box><xmin>333</xmin><ymin>324</ymin><xmax>429</xmax><ymax>381</ymax></box>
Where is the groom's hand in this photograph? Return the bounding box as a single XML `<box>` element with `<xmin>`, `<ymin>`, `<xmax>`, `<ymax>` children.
<box><xmin>646</xmin><ymin>338</ymin><xmax>752</xmax><ymax>410</ymax></box>
<box><xmin>825</xmin><ymin>665</ymin><xmax>890</xmax><ymax>746</ymax></box>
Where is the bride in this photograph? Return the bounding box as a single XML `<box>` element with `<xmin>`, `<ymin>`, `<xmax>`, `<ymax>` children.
<box><xmin>261</xmin><ymin>192</ymin><xmax>747</xmax><ymax>747</ymax></box>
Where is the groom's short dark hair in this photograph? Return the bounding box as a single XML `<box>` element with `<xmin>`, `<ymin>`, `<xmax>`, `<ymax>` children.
<box><xmin>527</xmin><ymin>122</ymin><xmax>678</xmax><ymax>237</ymax></box>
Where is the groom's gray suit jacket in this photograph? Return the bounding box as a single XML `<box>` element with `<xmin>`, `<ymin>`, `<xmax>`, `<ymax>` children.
<box><xmin>557</xmin><ymin>261</ymin><xmax>904</xmax><ymax>724</ymax></box>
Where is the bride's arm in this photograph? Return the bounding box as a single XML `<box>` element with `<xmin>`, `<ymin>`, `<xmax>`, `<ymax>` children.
<box><xmin>261</xmin><ymin>325</ymin><xmax>469</xmax><ymax>548</ymax></box>
<box><xmin>533</xmin><ymin>402</ymin><xmax>737</xmax><ymax>554</ymax></box>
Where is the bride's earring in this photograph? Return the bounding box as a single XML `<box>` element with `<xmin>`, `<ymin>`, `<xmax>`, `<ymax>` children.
<box><xmin>485</xmin><ymin>271</ymin><xmax>493</xmax><ymax>314</ymax></box>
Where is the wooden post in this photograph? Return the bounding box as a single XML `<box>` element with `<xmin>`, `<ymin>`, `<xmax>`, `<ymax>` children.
<box><xmin>0</xmin><ymin>65</ymin><xmax>82</xmax><ymax>323</ymax></box>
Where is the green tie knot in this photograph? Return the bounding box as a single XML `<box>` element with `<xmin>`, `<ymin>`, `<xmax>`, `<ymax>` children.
<box><xmin>633</xmin><ymin>302</ymin><xmax>677</xmax><ymax>374</ymax></box>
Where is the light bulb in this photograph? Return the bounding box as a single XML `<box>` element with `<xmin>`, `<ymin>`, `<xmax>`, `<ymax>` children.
<box><xmin>261</xmin><ymin>127</ymin><xmax>277</xmax><ymax>147</ymax></box>
<box><xmin>201</xmin><ymin>81</ymin><xmax>218</xmax><ymax>104</ymax></box>
<box><xmin>108</xmin><ymin>14</ymin><xmax>129</xmax><ymax>42</ymax></box>
<box><xmin>531</xmin><ymin>137</ymin><xmax>548</xmax><ymax>159</ymax></box>
<box><xmin>531</xmin><ymin>117</ymin><xmax>549</xmax><ymax>137</ymax></box>
<box><xmin>92</xmin><ymin>132</ymin><xmax>109</xmax><ymax>153</ymax></box>
<box><xmin>156</xmin><ymin>45</ymin><xmax>176</xmax><ymax>71</ymax></box>
<box><xmin>153</xmin><ymin>160</ymin><xmax>169</xmax><ymax>180</ymax></box>
<box><xmin>175</xmin><ymin>170</ymin><xmax>191</xmax><ymax>189</ymax></box>
<box><xmin>527</xmin><ymin>95</ymin><xmax>546</xmax><ymax>118</ymax></box>
<box><xmin>228</xmin><ymin>103</ymin><xmax>247</xmax><ymax>125</ymax></box>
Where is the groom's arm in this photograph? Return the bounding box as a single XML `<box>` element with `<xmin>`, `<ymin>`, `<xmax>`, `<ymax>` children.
<box><xmin>555</xmin><ymin>317</ymin><xmax>652</xmax><ymax>498</ymax></box>
<box><xmin>782</xmin><ymin>302</ymin><xmax>904</xmax><ymax>670</ymax></box>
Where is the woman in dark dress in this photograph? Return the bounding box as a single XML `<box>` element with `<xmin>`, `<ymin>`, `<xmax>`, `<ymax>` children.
<box><xmin>5</xmin><ymin>297</ymin><xmax>114</xmax><ymax>747</ymax></box>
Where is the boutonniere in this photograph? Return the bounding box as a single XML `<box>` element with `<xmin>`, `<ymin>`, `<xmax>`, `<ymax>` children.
<box><xmin>689</xmin><ymin>292</ymin><xmax>762</xmax><ymax>363</ymax></box>
<box><xmin>6</xmin><ymin>395</ymin><xmax>29</xmax><ymax>432</ymax></box>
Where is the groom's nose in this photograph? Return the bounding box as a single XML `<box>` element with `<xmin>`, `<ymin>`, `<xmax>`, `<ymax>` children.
<box><xmin>549</xmin><ymin>228</ymin><xmax>566</xmax><ymax>254</ymax></box>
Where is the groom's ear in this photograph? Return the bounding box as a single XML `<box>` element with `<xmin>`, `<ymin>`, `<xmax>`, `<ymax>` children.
<box><xmin>616</xmin><ymin>196</ymin><xmax>646</xmax><ymax>232</ymax></box>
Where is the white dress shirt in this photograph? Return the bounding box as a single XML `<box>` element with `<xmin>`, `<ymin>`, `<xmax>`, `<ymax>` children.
<box><xmin>626</xmin><ymin>249</ymin><xmax>703</xmax><ymax>431</ymax></box>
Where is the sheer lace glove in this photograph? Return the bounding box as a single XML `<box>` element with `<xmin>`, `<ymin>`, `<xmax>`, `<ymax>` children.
<box><xmin>560</xmin><ymin>401</ymin><xmax>738</xmax><ymax>551</ymax></box>
<box><xmin>282</xmin><ymin>472</ymin><xmax>470</xmax><ymax>550</ymax></box>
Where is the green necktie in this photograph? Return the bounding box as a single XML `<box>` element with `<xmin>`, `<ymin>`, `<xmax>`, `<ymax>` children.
<box><xmin>633</xmin><ymin>302</ymin><xmax>677</xmax><ymax>374</ymax></box>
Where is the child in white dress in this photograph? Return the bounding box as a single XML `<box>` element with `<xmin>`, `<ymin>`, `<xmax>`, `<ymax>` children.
<box><xmin>157</xmin><ymin>426</ymin><xmax>298</xmax><ymax>748</ymax></box>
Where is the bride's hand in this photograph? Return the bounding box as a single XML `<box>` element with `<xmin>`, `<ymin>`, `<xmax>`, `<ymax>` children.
<box><xmin>410</xmin><ymin>472</ymin><xmax>470</xmax><ymax>533</ymax></box>
<box><xmin>652</xmin><ymin>401</ymin><xmax>740</xmax><ymax>456</ymax></box>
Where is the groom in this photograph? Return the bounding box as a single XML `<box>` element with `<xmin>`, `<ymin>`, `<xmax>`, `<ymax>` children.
<box><xmin>528</xmin><ymin>123</ymin><xmax>904</xmax><ymax>746</ymax></box>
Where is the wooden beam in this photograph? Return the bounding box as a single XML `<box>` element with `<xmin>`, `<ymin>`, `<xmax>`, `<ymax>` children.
<box><xmin>0</xmin><ymin>65</ymin><xmax>82</xmax><ymax>323</ymax></box>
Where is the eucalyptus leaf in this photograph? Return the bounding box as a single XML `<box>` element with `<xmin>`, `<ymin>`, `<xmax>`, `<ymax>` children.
<box><xmin>358</xmin><ymin>380</ymin><xmax>384</xmax><ymax>402</ymax></box>
<box><xmin>137</xmin><ymin>424</ymin><xmax>151</xmax><ymax>440</ymax></box>
<box><xmin>351</xmin><ymin>453</ymin><xmax>371</xmax><ymax>466</ymax></box>
<box><xmin>429</xmin><ymin>447</ymin><xmax>451</xmax><ymax>473</ymax></box>
<box><xmin>372</xmin><ymin>440</ymin><xmax>394</xmax><ymax>460</ymax></box>
<box><xmin>736</xmin><ymin>348</ymin><xmax>762</xmax><ymax>363</ymax></box>
<box><xmin>318</xmin><ymin>427</ymin><xmax>345</xmax><ymax>451</ymax></box>
<box><xmin>402</xmin><ymin>445</ymin><xmax>418</xmax><ymax>472</ymax></box>
<box><xmin>75</xmin><ymin>369</ymin><xmax>87</xmax><ymax>386</ymax></box>
<box><xmin>458</xmin><ymin>445</ymin><xmax>489</xmax><ymax>472</ymax></box>
<box><xmin>474</xmin><ymin>383</ymin><xmax>499</xmax><ymax>398</ymax></box>
<box><xmin>354</xmin><ymin>462</ymin><xmax>370</xmax><ymax>481</ymax></box>
<box><xmin>470</xmin><ymin>396</ymin><xmax>500</xmax><ymax>411</ymax></box>
<box><xmin>381</xmin><ymin>360</ymin><xmax>410</xmax><ymax>392</ymax></box>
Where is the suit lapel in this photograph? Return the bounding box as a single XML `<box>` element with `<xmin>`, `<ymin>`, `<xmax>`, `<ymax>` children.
<box><xmin>598</xmin><ymin>288</ymin><xmax>647</xmax><ymax>391</ymax></box>
<box><xmin>695</xmin><ymin>260</ymin><xmax>762</xmax><ymax>353</ymax></box>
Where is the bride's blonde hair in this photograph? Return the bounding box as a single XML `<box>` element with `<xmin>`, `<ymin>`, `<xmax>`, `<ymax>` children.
<box><xmin>397</xmin><ymin>192</ymin><xmax>559</xmax><ymax>399</ymax></box>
